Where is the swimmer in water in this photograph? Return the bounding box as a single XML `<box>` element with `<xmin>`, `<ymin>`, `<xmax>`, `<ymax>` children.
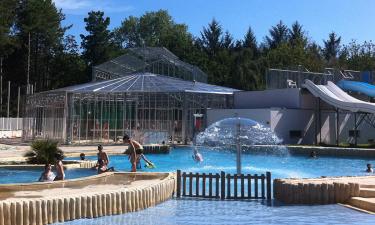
<box><xmin>366</xmin><ymin>164</ymin><xmax>373</xmax><ymax>173</ymax></box>
<box><xmin>192</xmin><ymin>148</ymin><xmax>203</xmax><ymax>162</ymax></box>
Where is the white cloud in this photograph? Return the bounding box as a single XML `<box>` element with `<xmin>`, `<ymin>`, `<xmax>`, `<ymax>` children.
<box><xmin>53</xmin><ymin>0</ymin><xmax>133</xmax><ymax>14</ymax></box>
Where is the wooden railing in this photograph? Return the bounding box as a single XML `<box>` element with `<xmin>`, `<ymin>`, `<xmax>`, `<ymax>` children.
<box><xmin>176</xmin><ymin>170</ymin><xmax>271</xmax><ymax>200</ymax></box>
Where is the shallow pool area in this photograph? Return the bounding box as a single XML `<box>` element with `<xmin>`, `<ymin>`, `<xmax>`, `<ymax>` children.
<box><xmin>0</xmin><ymin>167</ymin><xmax>97</xmax><ymax>184</ymax></box>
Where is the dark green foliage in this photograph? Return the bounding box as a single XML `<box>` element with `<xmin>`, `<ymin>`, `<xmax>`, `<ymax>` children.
<box><xmin>24</xmin><ymin>140</ymin><xmax>64</xmax><ymax>164</ymax></box>
<box><xmin>265</xmin><ymin>20</ymin><xmax>289</xmax><ymax>49</ymax></box>
<box><xmin>323</xmin><ymin>32</ymin><xmax>341</xmax><ymax>64</ymax></box>
<box><xmin>3</xmin><ymin>5</ymin><xmax>375</xmax><ymax>105</ymax></box>
<box><xmin>80</xmin><ymin>11</ymin><xmax>116</xmax><ymax>67</ymax></box>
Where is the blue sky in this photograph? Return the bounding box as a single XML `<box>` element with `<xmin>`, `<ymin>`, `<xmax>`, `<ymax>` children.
<box><xmin>53</xmin><ymin>0</ymin><xmax>375</xmax><ymax>46</ymax></box>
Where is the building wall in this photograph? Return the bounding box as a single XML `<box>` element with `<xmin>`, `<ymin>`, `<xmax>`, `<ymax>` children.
<box><xmin>207</xmin><ymin>108</ymin><xmax>375</xmax><ymax>145</ymax></box>
<box><xmin>234</xmin><ymin>88</ymin><xmax>301</xmax><ymax>109</ymax></box>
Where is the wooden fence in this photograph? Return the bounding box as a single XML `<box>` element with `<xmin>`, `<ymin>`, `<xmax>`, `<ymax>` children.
<box><xmin>176</xmin><ymin>170</ymin><xmax>272</xmax><ymax>200</ymax></box>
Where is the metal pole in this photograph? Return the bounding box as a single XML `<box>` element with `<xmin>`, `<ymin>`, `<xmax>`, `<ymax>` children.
<box><xmin>336</xmin><ymin>108</ymin><xmax>339</xmax><ymax>146</ymax></box>
<box><xmin>27</xmin><ymin>32</ymin><xmax>31</xmax><ymax>94</ymax></box>
<box><xmin>236</xmin><ymin>115</ymin><xmax>241</xmax><ymax>175</ymax></box>
<box><xmin>354</xmin><ymin>113</ymin><xmax>357</xmax><ymax>146</ymax></box>
<box><xmin>0</xmin><ymin>57</ymin><xmax>3</xmax><ymax>112</ymax></box>
<box><xmin>7</xmin><ymin>81</ymin><xmax>10</xmax><ymax>130</ymax></box>
<box><xmin>17</xmin><ymin>86</ymin><xmax>20</xmax><ymax>130</ymax></box>
<box><xmin>318</xmin><ymin>98</ymin><xmax>321</xmax><ymax>144</ymax></box>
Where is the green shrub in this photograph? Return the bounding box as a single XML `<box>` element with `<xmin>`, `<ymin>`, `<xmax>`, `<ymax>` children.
<box><xmin>24</xmin><ymin>140</ymin><xmax>64</xmax><ymax>164</ymax></box>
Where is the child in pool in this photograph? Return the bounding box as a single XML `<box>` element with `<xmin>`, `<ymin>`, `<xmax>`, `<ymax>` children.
<box><xmin>366</xmin><ymin>164</ymin><xmax>373</xmax><ymax>173</ymax></box>
<box><xmin>39</xmin><ymin>164</ymin><xmax>55</xmax><ymax>182</ymax></box>
<box><xmin>192</xmin><ymin>148</ymin><xmax>203</xmax><ymax>162</ymax></box>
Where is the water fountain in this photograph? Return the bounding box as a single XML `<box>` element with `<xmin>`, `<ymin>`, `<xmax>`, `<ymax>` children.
<box><xmin>195</xmin><ymin>116</ymin><xmax>284</xmax><ymax>174</ymax></box>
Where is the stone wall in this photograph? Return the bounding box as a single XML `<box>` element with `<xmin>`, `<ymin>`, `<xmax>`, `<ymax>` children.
<box><xmin>274</xmin><ymin>178</ymin><xmax>360</xmax><ymax>204</ymax></box>
<box><xmin>0</xmin><ymin>173</ymin><xmax>176</xmax><ymax>225</ymax></box>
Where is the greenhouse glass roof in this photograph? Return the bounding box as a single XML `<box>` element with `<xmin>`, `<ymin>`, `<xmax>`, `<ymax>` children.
<box><xmin>93</xmin><ymin>47</ymin><xmax>208</xmax><ymax>82</ymax></box>
<box><xmin>45</xmin><ymin>73</ymin><xmax>239</xmax><ymax>94</ymax></box>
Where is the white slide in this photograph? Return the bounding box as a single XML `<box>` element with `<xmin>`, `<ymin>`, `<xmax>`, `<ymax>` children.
<box><xmin>303</xmin><ymin>79</ymin><xmax>375</xmax><ymax>114</ymax></box>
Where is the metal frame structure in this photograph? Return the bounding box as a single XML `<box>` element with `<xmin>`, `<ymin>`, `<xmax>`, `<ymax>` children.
<box><xmin>93</xmin><ymin>47</ymin><xmax>208</xmax><ymax>83</ymax></box>
<box><xmin>23</xmin><ymin>73</ymin><xmax>236</xmax><ymax>144</ymax></box>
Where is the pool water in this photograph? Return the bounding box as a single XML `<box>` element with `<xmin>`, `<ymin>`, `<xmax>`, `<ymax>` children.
<box><xmin>0</xmin><ymin>167</ymin><xmax>97</xmax><ymax>184</ymax></box>
<box><xmin>55</xmin><ymin>199</ymin><xmax>375</xmax><ymax>225</ymax></box>
<box><xmin>61</xmin><ymin>147</ymin><xmax>375</xmax><ymax>225</ymax></box>
<box><xmin>72</xmin><ymin>146</ymin><xmax>374</xmax><ymax>179</ymax></box>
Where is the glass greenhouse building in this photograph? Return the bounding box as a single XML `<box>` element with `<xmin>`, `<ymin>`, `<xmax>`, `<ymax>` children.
<box><xmin>23</xmin><ymin>48</ymin><xmax>238</xmax><ymax>144</ymax></box>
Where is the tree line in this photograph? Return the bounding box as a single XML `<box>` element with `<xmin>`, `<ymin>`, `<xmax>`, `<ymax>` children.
<box><xmin>1</xmin><ymin>0</ymin><xmax>375</xmax><ymax>112</ymax></box>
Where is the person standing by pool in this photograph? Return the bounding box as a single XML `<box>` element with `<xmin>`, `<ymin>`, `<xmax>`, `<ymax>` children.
<box><xmin>54</xmin><ymin>153</ymin><xmax>65</xmax><ymax>181</ymax></box>
<box><xmin>123</xmin><ymin>134</ymin><xmax>154</xmax><ymax>172</ymax></box>
<box><xmin>38</xmin><ymin>164</ymin><xmax>55</xmax><ymax>182</ymax></box>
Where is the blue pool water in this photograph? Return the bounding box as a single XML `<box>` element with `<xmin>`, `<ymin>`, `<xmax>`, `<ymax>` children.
<box><xmin>71</xmin><ymin>147</ymin><xmax>374</xmax><ymax>179</ymax></box>
<box><xmin>61</xmin><ymin>147</ymin><xmax>375</xmax><ymax>225</ymax></box>
<box><xmin>0</xmin><ymin>167</ymin><xmax>97</xmax><ymax>184</ymax></box>
<box><xmin>55</xmin><ymin>199</ymin><xmax>375</xmax><ymax>225</ymax></box>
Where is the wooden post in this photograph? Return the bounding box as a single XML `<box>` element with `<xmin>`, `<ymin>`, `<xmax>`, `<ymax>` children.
<box><xmin>227</xmin><ymin>174</ymin><xmax>231</xmax><ymax>199</ymax></box>
<box><xmin>261</xmin><ymin>174</ymin><xmax>265</xmax><ymax>199</ymax></box>
<box><xmin>195</xmin><ymin>173</ymin><xmax>199</xmax><ymax>197</ymax></box>
<box><xmin>247</xmin><ymin>175</ymin><xmax>251</xmax><ymax>198</ymax></box>
<box><xmin>176</xmin><ymin>170</ymin><xmax>181</xmax><ymax>198</ymax></box>
<box><xmin>220</xmin><ymin>171</ymin><xmax>225</xmax><ymax>200</ymax></box>
<box><xmin>209</xmin><ymin>173</ymin><xmax>212</xmax><ymax>198</ymax></box>
<box><xmin>255</xmin><ymin>174</ymin><xmax>258</xmax><ymax>198</ymax></box>
<box><xmin>234</xmin><ymin>174</ymin><xmax>238</xmax><ymax>199</ymax></box>
<box><xmin>202</xmin><ymin>173</ymin><xmax>206</xmax><ymax>197</ymax></box>
<box><xmin>266</xmin><ymin>172</ymin><xmax>271</xmax><ymax>200</ymax></box>
<box><xmin>215</xmin><ymin>173</ymin><xmax>219</xmax><ymax>198</ymax></box>
<box><xmin>241</xmin><ymin>175</ymin><xmax>245</xmax><ymax>198</ymax></box>
<box><xmin>182</xmin><ymin>172</ymin><xmax>186</xmax><ymax>196</ymax></box>
<box><xmin>189</xmin><ymin>172</ymin><xmax>193</xmax><ymax>197</ymax></box>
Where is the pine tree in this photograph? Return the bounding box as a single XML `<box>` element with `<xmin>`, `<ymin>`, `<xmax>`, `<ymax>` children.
<box><xmin>80</xmin><ymin>11</ymin><xmax>114</xmax><ymax>67</ymax></box>
<box><xmin>289</xmin><ymin>21</ymin><xmax>307</xmax><ymax>48</ymax></box>
<box><xmin>323</xmin><ymin>32</ymin><xmax>341</xmax><ymax>63</ymax></box>
<box><xmin>198</xmin><ymin>19</ymin><xmax>223</xmax><ymax>57</ymax></box>
<box><xmin>265</xmin><ymin>20</ymin><xmax>289</xmax><ymax>49</ymax></box>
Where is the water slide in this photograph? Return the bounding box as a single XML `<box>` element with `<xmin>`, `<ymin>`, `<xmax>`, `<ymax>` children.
<box><xmin>302</xmin><ymin>80</ymin><xmax>375</xmax><ymax>114</ymax></box>
<box><xmin>337</xmin><ymin>80</ymin><xmax>375</xmax><ymax>98</ymax></box>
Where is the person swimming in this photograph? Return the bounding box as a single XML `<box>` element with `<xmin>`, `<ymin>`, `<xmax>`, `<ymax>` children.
<box><xmin>38</xmin><ymin>164</ymin><xmax>55</xmax><ymax>182</ymax></box>
<box><xmin>192</xmin><ymin>148</ymin><xmax>203</xmax><ymax>162</ymax></box>
<box><xmin>366</xmin><ymin>164</ymin><xmax>373</xmax><ymax>173</ymax></box>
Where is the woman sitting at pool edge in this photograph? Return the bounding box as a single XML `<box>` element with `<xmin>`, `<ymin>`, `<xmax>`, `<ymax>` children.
<box><xmin>95</xmin><ymin>145</ymin><xmax>114</xmax><ymax>174</ymax></box>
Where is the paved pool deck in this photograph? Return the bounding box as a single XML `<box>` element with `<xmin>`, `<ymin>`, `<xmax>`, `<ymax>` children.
<box><xmin>1</xmin><ymin>143</ymin><xmax>375</xmax><ymax>163</ymax></box>
<box><xmin>0</xmin><ymin>144</ymin><xmax>126</xmax><ymax>163</ymax></box>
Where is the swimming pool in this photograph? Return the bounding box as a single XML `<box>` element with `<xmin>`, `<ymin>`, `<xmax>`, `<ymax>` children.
<box><xmin>0</xmin><ymin>167</ymin><xmax>97</xmax><ymax>184</ymax></box>
<box><xmin>60</xmin><ymin>146</ymin><xmax>375</xmax><ymax>225</ymax></box>
<box><xmin>55</xmin><ymin>199</ymin><xmax>375</xmax><ymax>225</ymax></box>
<box><xmin>71</xmin><ymin>146</ymin><xmax>374</xmax><ymax>178</ymax></box>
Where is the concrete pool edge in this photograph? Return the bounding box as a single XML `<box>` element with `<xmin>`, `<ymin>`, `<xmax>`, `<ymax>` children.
<box><xmin>249</xmin><ymin>145</ymin><xmax>375</xmax><ymax>158</ymax></box>
<box><xmin>274</xmin><ymin>175</ymin><xmax>375</xmax><ymax>213</ymax></box>
<box><xmin>0</xmin><ymin>172</ymin><xmax>176</xmax><ymax>225</ymax></box>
